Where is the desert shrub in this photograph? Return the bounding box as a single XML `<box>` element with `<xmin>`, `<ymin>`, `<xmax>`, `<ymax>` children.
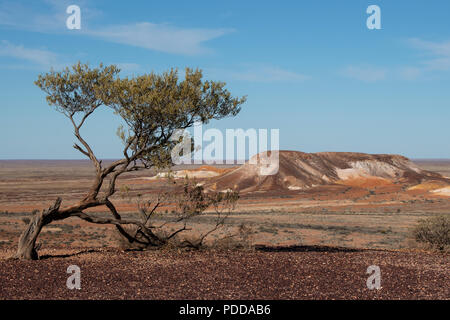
<box><xmin>112</xmin><ymin>225</ymin><xmax>149</xmax><ymax>251</ymax></box>
<box><xmin>236</xmin><ymin>223</ymin><xmax>256</xmax><ymax>249</ymax></box>
<box><xmin>413</xmin><ymin>215</ymin><xmax>450</xmax><ymax>251</ymax></box>
<box><xmin>211</xmin><ymin>223</ymin><xmax>256</xmax><ymax>250</ymax></box>
<box><xmin>113</xmin><ymin>180</ymin><xmax>239</xmax><ymax>251</ymax></box>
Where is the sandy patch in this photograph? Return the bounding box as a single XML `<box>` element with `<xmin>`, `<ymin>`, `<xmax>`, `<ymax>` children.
<box><xmin>408</xmin><ymin>181</ymin><xmax>448</xmax><ymax>191</ymax></box>
<box><xmin>337</xmin><ymin>176</ymin><xmax>393</xmax><ymax>188</ymax></box>
<box><xmin>42</xmin><ymin>227</ymin><xmax>63</xmax><ymax>233</ymax></box>
<box><xmin>431</xmin><ymin>186</ymin><xmax>450</xmax><ymax>196</ymax></box>
<box><xmin>144</xmin><ymin>165</ymin><xmax>229</xmax><ymax>180</ymax></box>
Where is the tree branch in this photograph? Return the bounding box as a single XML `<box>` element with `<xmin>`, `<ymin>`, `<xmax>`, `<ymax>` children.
<box><xmin>73</xmin><ymin>143</ymin><xmax>90</xmax><ymax>158</ymax></box>
<box><xmin>69</xmin><ymin>114</ymin><xmax>101</xmax><ymax>174</ymax></box>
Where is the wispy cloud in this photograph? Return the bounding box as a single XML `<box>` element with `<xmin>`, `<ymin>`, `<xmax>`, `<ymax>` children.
<box><xmin>409</xmin><ymin>38</ymin><xmax>450</xmax><ymax>57</ymax></box>
<box><xmin>397</xmin><ymin>66</ymin><xmax>422</xmax><ymax>81</ymax></box>
<box><xmin>341</xmin><ymin>65</ymin><xmax>387</xmax><ymax>82</ymax></box>
<box><xmin>0</xmin><ymin>40</ymin><xmax>61</xmax><ymax>69</ymax></box>
<box><xmin>408</xmin><ymin>38</ymin><xmax>450</xmax><ymax>71</ymax></box>
<box><xmin>0</xmin><ymin>0</ymin><xmax>99</xmax><ymax>33</ymax></box>
<box><xmin>210</xmin><ymin>66</ymin><xmax>309</xmax><ymax>83</ymax></box>
<box><xmin>0</xmin><ymin>1</ymin><xmax>232</xmax><ymax>56</ymax></box>
<box><xmin>0</xmin><ymin>40</ymin><xmax>145</xmax><ymax>73</ymax></box>
<box><xmin>114</xmin><ymin>62</ymin><xmax>142</xmax><ymax>74</ymax></box>
<box><xmin>340</xmin><ymin>39</ymin><xmax>450</xmax><ymax>82</ymax></box>
<box><xmin>89</xmin><ymin>23</ymin><xmax>233</xmax><ymax>55</ymax></box>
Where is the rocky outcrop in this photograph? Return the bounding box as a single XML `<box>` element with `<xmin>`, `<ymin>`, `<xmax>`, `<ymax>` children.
<box><xmin>206</xmin><ymin>151</ymin><xmax>447</xmax><ymax>193</ymax></box>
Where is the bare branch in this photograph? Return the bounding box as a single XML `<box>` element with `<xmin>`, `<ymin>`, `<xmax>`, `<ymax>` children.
<box><xmin>69</xmin><ymin>114</ymin><xmax>101</xmax><ymax>173</ymax></box>
<box><xmin>73</xmin><ymin>143</ymin><xmax>90</xmax><ymax>158</ymax></box>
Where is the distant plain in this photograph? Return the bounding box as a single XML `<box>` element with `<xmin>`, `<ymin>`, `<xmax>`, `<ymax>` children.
<box><xmin>1</xmin><ymin>159</ymin><xmax>449</xmax><ymax>251</ymax></box>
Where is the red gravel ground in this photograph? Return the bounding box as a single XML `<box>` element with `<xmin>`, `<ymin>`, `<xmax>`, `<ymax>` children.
<box><xmin>0</xmin><ymin>247</ymin><xmax>448</xmax><ymax>300</ymax></box>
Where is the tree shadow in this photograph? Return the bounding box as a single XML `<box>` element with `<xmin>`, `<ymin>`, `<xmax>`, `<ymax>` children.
<box><xmin>39</xmin><ymin>248</ymin><xmax>101</xmax><ymax>260</ymax></box>
<box><xmin>254</xmin><ymin>244</ymin><xmax>363</xmax><ymax>253</ymax></box>
<box><xmin>37</xmin><ymin>245</ymin><xmax>364</xmax><ymax>259</ymax></box>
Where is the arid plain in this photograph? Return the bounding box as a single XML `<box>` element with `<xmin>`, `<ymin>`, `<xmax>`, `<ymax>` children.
<box><xmin>1</xmin><ymin>158</ymin><xmax>449</xmax><ymax>250</ymax></box>
<box><xmin>0</xmin><ymin>157</ymin><xmax>449</xmax><ymax>299</ymax></box>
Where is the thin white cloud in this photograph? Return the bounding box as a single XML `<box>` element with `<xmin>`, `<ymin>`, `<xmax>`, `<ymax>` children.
<box><xmin>88</xmin><ymin>23</ymin><xmax>233</xmax><ymax>55</ymax></box>
<box><xmin>212</xmin><ymin>66</ymin><xmax>309</xmax><ymax>83</ymax></box>
<box><xmin>424</xmin><ymin>57</ymin><xmax>450</xmax><ymax>71</ymax></box>
<box><xmin>0</xmin><ymin>1</ymin><xmax>232</xmax><ymax>56</ymax></box>
<box><xmin>341</xmin><ymin>65</ymin><xmax>387</xmax><ymax>82</ymax></box>
<box><xmin>397</xmin><ymin>66</ymin><xmax>422</xmax><ymax>81</ymax></box>
<box><xmin>0</xmin><ymin>40</ymin><xmax>61</xmax><ymax>69</ymax></box>
<box><xmin>340</xmin><ymin>39</ymin><xmax>450</xmax><ymax>82</ymax></box>
<box><xmin>0</xmin><ymin>0</ymin><xmax>99</xmax><ymax>33</ymax></box>
<box><xmin>114</xmin><ymin>62</ymin><xmax>141</xmax><ymax>73</ymax></box>
<box><xmin>408</xmin><ymin>38</ymin><xmax>450</xmax><ymax>71</ymax></box>
<box><xmin>409</xmin><ymin>38</ymin><xmax>450</xmax><ymax>56</ymax></box>
<box><xmin>0</xmin><ymin>40</ymin><xmax>146</xmax><ymax>73</ymax></box>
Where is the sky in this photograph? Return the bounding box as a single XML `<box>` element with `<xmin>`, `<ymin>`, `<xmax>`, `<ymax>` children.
<box><xmin>0</xmin><ymin>0</ymin><xmax>450</xmax><ymax>159</ymax></box>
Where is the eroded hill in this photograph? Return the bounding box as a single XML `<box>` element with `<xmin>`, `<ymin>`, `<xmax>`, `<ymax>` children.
<box><xmin>206</xmin><ymin>151</ymin><xmax>450</xmax><ymax>193</ymax></box>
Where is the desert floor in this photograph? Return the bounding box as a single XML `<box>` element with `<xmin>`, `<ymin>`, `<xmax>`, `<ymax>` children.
<box><xmin>0</xmin><ymin>160</ymin><xmax>448</xmax><ymax>299</ymax></box>
<box><xmin>0</xmin><ymin>247</ymin><xmax>448</xmax><ymax>299</ymax></box>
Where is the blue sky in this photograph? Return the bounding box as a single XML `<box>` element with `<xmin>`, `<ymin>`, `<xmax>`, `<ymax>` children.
<box><xmin>0</xmin><ymin>0</ymin><xmax>450</xmax><ymax>159</ymax></box>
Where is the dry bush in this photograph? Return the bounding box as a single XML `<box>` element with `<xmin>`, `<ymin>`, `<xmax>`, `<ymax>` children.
<box><xmin>114</xmin><ymin>179</ymin><xmax>239</xmax><ymax>251</ymax></box>
<box><xmin>210</xmin><ymin>223</ymin><xmax>257</xmax><ymax>250</ymax></box>
<box><xmin>112</xmin><ymin>225</ymin><xmax>147</xmax><ymax>250</ymax></box>
<box><xmin>113</xmin><ymin>225</ymin><xmax>185</xmax><ymax>251</ymax></box>
<box><xmin>412</xmin><ymin>215</ymin><xmax>450</xmax><ymax>251</ymax></box>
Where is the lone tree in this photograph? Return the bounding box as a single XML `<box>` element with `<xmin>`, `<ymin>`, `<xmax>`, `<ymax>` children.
<box><xmin>15</xmin><ymin>62</ymin><xmax>246</xmax><ymax>260</ymax></box>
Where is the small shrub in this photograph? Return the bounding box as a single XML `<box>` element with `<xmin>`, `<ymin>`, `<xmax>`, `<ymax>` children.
<box><xmin>235</xmin><ymin>223</ymin><xmax>256</xmax><ymax>249</ymax></box>
<box><xmin>112</xmin><ymin>225</ymin><xmax>148</xmax><ymax>251</ymax></box>
<box><xmin>211</xmin><ymin>224</ymin><xmax>256</xmax><ymax>250</ymax></box>
<box><xmin>412</xmin><ymin>215</ymin><xmax>450</xmax><ymax>251</ymax></box>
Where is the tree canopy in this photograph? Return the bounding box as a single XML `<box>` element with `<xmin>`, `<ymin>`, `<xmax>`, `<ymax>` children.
<box><xmin>35</xmin><ymin>62</ymin><xmax>246</xmax><ymax>170</ymax></box>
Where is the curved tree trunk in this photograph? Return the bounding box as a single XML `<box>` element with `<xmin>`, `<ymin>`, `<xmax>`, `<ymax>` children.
<box><xmin>15</xmin><ymin>212</ymin><xmax>46</xmax><ymax>260</ymax></box>
<box><xmin>14</xmin><ymin>197</ymin><xmax>165</xmax><ymax>260</ymax></box>
<box><xmin>15</xmin><ymin>198</ymin><xmax>61</xmax><ymax>260</ymax></box>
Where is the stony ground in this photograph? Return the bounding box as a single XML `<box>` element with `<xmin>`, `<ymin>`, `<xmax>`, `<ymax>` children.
<box><xmin>0</xmin><ymin>246</ymin><xmax>448</xmax><ymax>300</ymax></box>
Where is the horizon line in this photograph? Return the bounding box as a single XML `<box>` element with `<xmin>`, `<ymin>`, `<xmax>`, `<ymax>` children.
<box><xmin>1</xmin><ymin>158</ymin><xmax>450</xmax><ymax>161</ymax></box>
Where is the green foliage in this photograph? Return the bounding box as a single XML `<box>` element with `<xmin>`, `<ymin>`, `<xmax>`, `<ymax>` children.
<box><xmin>35</xmin><ymin>62</ymin><xmax>246</xmax><ymax>169</ymax></box>
<box><xmin>413</xmin><ymin>215</ymin><xmax>450</xmax><ymax>251</ymax></box>
<box><xmin>35</xmin><ymin>62</ymin><xmax>120</xmax><ymax>116</ymax></box>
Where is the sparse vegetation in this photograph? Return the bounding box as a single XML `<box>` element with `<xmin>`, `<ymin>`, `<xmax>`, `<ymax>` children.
<box><xmin>413</xmin><ymin>215</ymin><xmax>450</xmax><ymax>251</ymax></box>
<box><xmin>210</xmin><ymin>223</ymin><xmax>256</xmax><ymax>250</ymax></box>
<box><xmin>114</xmin><ymin>179</ymin><xmax>239</xmax><ymax>250</ymax></box>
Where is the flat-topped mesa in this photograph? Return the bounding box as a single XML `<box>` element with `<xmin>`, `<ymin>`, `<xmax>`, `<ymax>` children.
<box><xmin>206</xmin><ymin>150</ymin><xmax>447</xmax><ymax>193</ymax></box>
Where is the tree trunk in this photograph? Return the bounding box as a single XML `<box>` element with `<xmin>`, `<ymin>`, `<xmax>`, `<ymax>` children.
<box><xmin>15</xmin><ymin>198</ymin><xmax>61</xmax><ymax>260</ymax></box>
<box><xmin>13</xmin><ymin>196</ymin><xmax>169</xmax><ymax>259</ymax></box>
<box><xmin>15</xmin><ymin>211</ymin><xmax>46</xmax><ymax>260</ymax></box>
